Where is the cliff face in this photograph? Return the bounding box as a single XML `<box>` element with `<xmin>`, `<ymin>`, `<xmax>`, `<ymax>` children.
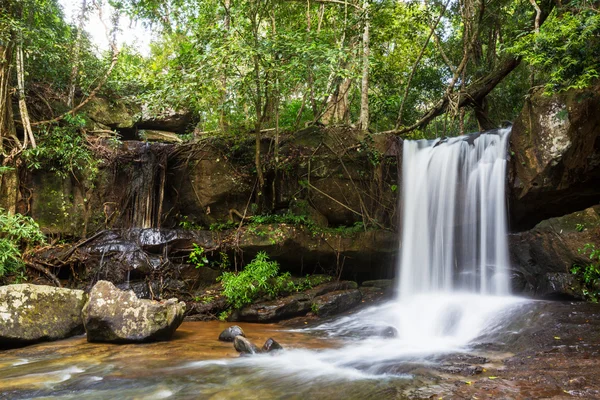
<box><xmin>508</xmin><ymin>83</ymin><xmax>600</xmax><ymax>231</ymax></box>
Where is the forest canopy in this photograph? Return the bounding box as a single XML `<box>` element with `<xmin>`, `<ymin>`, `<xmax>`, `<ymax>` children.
<box><xmin>0</xmin><ymin>0</ymin><xmax>598</xmax><ymax>157</ymax></box>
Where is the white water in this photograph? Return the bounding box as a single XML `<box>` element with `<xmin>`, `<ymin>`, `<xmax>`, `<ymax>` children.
<box><xmin>399</xmin><ymin>128</ymin><xmax>511</xmax><ymax>297</ymax></box>
<box><xmin>189</xmin><ymin>128</ymin><xmax>523</xmax><ymax>381</ymax></box>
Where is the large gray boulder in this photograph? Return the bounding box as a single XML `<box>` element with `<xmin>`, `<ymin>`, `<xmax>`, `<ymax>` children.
<box><xmin>83</xmin><ymin>280</ymin><xmax>185</xmax><ymax>343</ymax></box>
<box><xmin>0</xmin><ymin>284</ymin><xmax>87</xmax><ymax>348</ymax></box>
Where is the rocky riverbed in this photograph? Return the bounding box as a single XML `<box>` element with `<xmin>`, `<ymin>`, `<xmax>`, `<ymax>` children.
<box><xmin>1</xmin><ymin>300</ymin><xmax>599</xmax><ymax>399</ymax></box>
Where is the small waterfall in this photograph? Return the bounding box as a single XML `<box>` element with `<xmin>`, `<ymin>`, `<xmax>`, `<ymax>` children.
<box><xmin>398</xmin><ymin>128</ymin><xmax>511</xmax><ymax>298</ymax></box>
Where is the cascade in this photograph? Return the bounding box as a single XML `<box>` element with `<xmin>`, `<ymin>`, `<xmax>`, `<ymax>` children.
<box><xmin>398</xmin><ymin>127</ymin><xmax>511</xmax><ymax>297</ymax></box>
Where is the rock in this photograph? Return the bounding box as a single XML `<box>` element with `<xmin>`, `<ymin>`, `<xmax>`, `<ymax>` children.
<box><xmin>218</xmin><ymin>325</ymin><xmax>245</xmax><ymax>342</ymax></box>
<box><xmin>138</xmin><ymin>129</ymin><xmax>183</xmax><ymax>143</ymax></box>
<box><xmin>233</xmin><ymin>335</ymin><xmax>260</xmax><ymax>354</ymax></box>
<box><xmin>82</xmin><ymin>96</ymin><xmax>140</xmax><ymax>129</ymax></box>
<box><xmin>311</xmin><ymin>289</ymin><xmax>362</xmax><ymax>317</ymax></box>
<box><xmin>232</xmin><ymin>293</ymin><xmax>313</xmax><ymax>323</ymax></box>
<box><xmin>535</xmin><ymin>273</ymin><xmax>585</xmax><ymax>300</ymax></box>
<box><xmin>139</xmin><ymin>106</ymin><xmax>193</xmax><ymax>133</ymax></box>
<box><xmin>509</xmin><ymin>205</ymin><xmax>600</xmax><ymax>298</ymax></box>
<box><xmin>83</xmin><ymin>280</ymin><xmax>185</xmax><ymax>343</ymax></box>
<box><xmin>231</xmin><ymin>281</ymin><xmax>362</xmax><ymax>323</ymax></box>
<box><xmin>360</xmin><ymin>279</ymin><xmax>394</xmax><ymax>289</ymax></box>
<box><xmin>0</xmin><ymin>284</ymin><xmax>87</xmax><ymax>348</ymax></box>
<box><xmin>509</xmin><ymin>84</ymin><xmax>600</xmax><ymax>230</ymax></box>
<box><xmin>262</xmin><ymin>338</ymin><xmax>283</xmax><ymax>352</ymax></box>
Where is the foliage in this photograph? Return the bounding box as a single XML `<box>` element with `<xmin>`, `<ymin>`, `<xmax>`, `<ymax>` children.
<box><xmin>189</xmin><ymin>244</ymin><xmax>209</xmax><ymax>269</ymax></box>
<box><xmin>0</xmin><ymin>209</ymin><xmax>45</xmax><ymax>277</ymax></box>
<box><xmin>570</xmin><ymin>243</ymin><xmax>600</xmax><ymax>302</ymax></box>
<box><xmin>219</xmin><ymin>251</ymin><xmax>283</xmax><ymax>309</ymax></box>
<box><xmin>510</xmin><ymin>9</ymin><xmax>600</xmax><ymax>93</ymax></box>
<box><xmin>22</xmin><ymin>114</ymin><xmax>100</xmax><ymax>183</ymax></box>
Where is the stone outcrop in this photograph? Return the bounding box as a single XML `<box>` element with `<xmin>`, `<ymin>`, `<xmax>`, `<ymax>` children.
<box><xmin>83</xmin><ymin>280</ymin><xmax>185</xmax><ymax>343</ymax></box>
<box><xmin>231</xmin><ymin>281</ymin><xmax>360</xmax><ymax>322</ymax></box>
<box><xmin>233</xmin><ymin>335</ymin><xmax>260</xmax><ymax>354</ymax></box>
<box><xmin>0</xmin><ymin>284</ymin><xmax>87</xmax><ymax>348</ymax></box>
<box><xmin>509</xmin><ymin>84</ymin><xmax>600</xmax><ymax>230</ymax></box>
<box><xmin>509</xmin><ymin>205</ymin><xmax>600</xmax><ymax>299</ymax></box>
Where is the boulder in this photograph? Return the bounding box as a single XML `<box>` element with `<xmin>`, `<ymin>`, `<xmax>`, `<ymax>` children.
<box><xmin>509</xmin><ymin>84</ymin><xmax>600</xmax><ymax>230</ymax></box>
<box><xmin>509</xmin><ymin>205</ymin><xmax>600</xmax><ymax>298</ymax></box>
<box><xmin>0</xmin><ymin>284</ymin><xmax>87</xmax><ymax>348</ymax></box>
<box><xmin>231</xmin><ymin>280</ymin><xmax>361</xmax><ymax>323</ymax></box>
<box><xmin>311</xmin><ymin>289</ymin><xmax>362</xmax><ymax>317</ymax></box>
<box><xmin>82</xmin><ymin>96</ymin><xmax>140</xmax><ymax>129</ymax></box>
<box><xmin>83</xmin><ymin>280</ymin><xmax>185</xmax><ymax>343</ymax></box>
<box><xmin>139</xmin><ymin>106</ymin><xmax>193</xmax><ymax>133</ymax></box>
<box><xmin>262</xmin><ymin>338</ymin><xmax>283</xmax><ymax>352</ymax></box>
<box><xmin>233</xmin><ymin>335</ymin><xmax>260</xmax><ymax>354</ymax></box>
<box><xmin>232</xmin><ymin>293</ymin><xmax>313</xmax><ymax>323</ymax></box>
<box><xmin>138</xmin><ymin>129</ymin><xmax>183</xmax><ymax>143</ymax></box>
<box><xmin>218</xmin><ymin>325</ymin><xmax>245</xmax><ymax>342</ymax></box>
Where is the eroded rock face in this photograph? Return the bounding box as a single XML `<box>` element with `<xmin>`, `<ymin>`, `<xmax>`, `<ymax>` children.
<box><xmin>0</xmin><ymin>284</ymin><xmax>87</xmax><ymax>348</ymax></box>
<box><xmin>83</xmin><ymin>280</ymin><xmax>185</xmax><ymax>343</ymax></box>
<box><xmin>509</xmin><ymin>84</ymin><xmax>600</xmax><ymax>230</ymax></box>
<box><xmin>509</xmin><ymin>205</ymin><xmax>600</xmax><ymax>299</ymax></box>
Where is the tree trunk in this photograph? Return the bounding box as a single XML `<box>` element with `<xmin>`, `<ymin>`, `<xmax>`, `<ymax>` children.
<box><xmin>219</xmin><ymin>0</ymin><xmax>231</xmax><ymax>132</ymax></box>
<box><xmin>67</xmin><ymin>0</ymin><xmax>87</xmax><ymax>108</ymax></box>
<box><xmin>16</xmin><ymin>41</ymin><xmax>35</xmax><ymax>149</ymax></box>
<box><xmin>359</xmin><ymin>0</ymin><xmax>369</xmax><ymax>131</ymax></box>
<box><xmin>0</xmin><ymin>41</ymin><xmax>18</xmax><ymax>155</ymax></box>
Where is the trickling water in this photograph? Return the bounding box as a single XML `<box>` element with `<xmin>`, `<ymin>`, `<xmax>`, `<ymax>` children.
<box><xmin>399</xmin><ymin>128</ymin><xmax>511</xmax><ymax>297</ymax></box>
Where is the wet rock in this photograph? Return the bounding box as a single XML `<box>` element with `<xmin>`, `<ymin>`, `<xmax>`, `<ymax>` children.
<box><xmin>0</xmin><ymin>284</ymin><xmax>87</xmax><ymax>349</ymax></box>
<box><xmin>535</xmin><ymin>273</ymin><xmax>585</xmax><ymax>300</ymax></box>
<box><xmin>509</xmin><ymin>83</ymin><xmax>600</xmax><ymax>230</ymax></box>
<box><xmin>233</xmin><ymin>335</ymin><xmax>260</xmax><ymax>354</ymax></box>
<box><xmin>232</xmin><ymin>293</ymin><xmax>313</xmax><ymax>322</ymax></box>
<box><xmin>262</xmin><ymin>338</ymin><xmax>283</xmax><ymax>352</ymax></box>
<box><xmin>312</xmin><ymin>289</ymin><xmax>362</xmax><ymax>317</ymax></box>
<box><xmin>231</xmin><ymin>281</ymin><xmax>362</xmax><ymax>323</ymax></box>
<box><xmin>83</xmin><ymin>280</ymin><xmax>185</xmax><ymax>343</ymax></box>
<box><xmin>218</xmin><ymin>325</ymin><xmax>245</xmax><ymax>342</ymax></box>
<box><xmin>355</xmin><ymin>325</ymin><xmax>398</xmax><ymax>338</ymax></box>
<box><xmin>509</xmin><ymin>205</ymin><xmax>600</xmax><ymax>298</ymax></box>
<box><xmin>361</xmin><ymin>279</ymin><xmax>393</xmax><ymax>289</ymax></box>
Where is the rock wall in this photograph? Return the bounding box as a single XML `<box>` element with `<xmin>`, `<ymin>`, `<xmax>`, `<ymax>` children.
<box><xmin>509</xmin><ymin>83</ymin><xmax>600</xmax><ymax>231</ymax></box>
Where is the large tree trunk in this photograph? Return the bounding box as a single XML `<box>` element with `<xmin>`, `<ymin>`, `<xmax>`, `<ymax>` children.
<box><xmin>358</xmin><ymin>0</ymin><xmax>369</xmax><ymax>131</ymax></box>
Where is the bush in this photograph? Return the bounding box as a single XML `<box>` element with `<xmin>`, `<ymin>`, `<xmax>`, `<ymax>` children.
<box><xmin>0</xmin><ymin>209</ymin><xmax>45</xmax><ymax>277</ymax></box>
<box><xmin>219</xmin><ymin>251</ymin><xmax>293</xmax><ymax>309</ymax></box>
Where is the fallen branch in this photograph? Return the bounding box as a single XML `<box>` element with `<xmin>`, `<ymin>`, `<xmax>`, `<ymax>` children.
<box><xmin>26</xmin><ymin>261</ymin><xmax>62</xmax><ymax>287</ymax></box>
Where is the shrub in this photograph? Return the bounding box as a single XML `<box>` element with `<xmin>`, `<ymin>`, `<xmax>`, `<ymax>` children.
<box><xmin>219</xmin><ymin>251</ymin><xmax>290</xmax><ymax>309</ymax></box>
<box><xmin>0</xmin><ymin>209</ymin><xmax>45</xmax><ymax>277</ymax></box>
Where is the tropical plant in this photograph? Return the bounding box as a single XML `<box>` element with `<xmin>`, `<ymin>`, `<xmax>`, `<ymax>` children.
<box><xmin>0</xmin><ymin>209</ymin><xmax>45</xmax><ymax>277</ymax></box>
<box><xmin>570</xmin><ymin>243</ymin><xmax>600</xmax><ymax>302</ymax></box>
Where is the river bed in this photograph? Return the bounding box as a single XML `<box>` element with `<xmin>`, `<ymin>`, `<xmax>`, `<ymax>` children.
<box><xmin>2</xmin><ymin>299</ymin><xmax>600</xmax><ymax>399</ymax></box>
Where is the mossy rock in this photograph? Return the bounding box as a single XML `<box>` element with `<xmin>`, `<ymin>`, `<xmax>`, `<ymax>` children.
<box><xmin>0</xmin><ymin>284</ymin><xmax>87</xmax><ymax>348</ymax></box>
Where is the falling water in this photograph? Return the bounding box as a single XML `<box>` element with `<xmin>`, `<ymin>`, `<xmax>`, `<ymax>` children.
<box><xmin>398</xmin><ymin>127</ymin><xmax>511</xmax><ymax>298</ymax></box>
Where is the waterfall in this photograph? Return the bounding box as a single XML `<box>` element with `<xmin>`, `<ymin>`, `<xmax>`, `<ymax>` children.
<box><xmin>398</xmin><ymin>127</ymin><xmax>511</xmax><ymax>298</ymax></box>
